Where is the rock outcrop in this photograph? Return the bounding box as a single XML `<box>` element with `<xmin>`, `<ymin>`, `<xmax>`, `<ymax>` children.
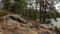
<box><xmin>0</xmin><ymin>14</ymin><xmax>57</xmax><ymax>34</ymax></box>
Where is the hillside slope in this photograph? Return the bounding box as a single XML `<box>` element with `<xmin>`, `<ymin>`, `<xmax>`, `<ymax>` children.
<box><xmin>0</xmin><ymin>14</ymin><xmax>57</xmax><ymax>34</ymax></box>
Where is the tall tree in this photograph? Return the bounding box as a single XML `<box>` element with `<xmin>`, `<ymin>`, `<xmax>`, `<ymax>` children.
<box><xmin>39</xmin><ymin>0</ymin><xmax>58</xmax><ymax>23</ymax></box>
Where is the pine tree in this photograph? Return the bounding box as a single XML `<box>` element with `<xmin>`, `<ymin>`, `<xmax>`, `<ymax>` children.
<box><xmin>39</xmin><ymin>0</ymin><xmax>58</xmax><ymax>23</ymax></box>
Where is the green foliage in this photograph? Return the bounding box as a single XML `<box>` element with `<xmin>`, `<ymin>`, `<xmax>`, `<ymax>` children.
<box><xmin>4</xmin><ymin>0</ymin><xmax>27</xmax><ymax>14</ymax></box>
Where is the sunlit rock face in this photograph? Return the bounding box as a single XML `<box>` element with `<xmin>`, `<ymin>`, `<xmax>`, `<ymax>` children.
<box><xmin>1</xmin><ymin>14</ymin><xmax>27</xmax><ymax>23</ymax></box>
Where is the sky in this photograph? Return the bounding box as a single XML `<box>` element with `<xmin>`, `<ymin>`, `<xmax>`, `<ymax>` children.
<box><xmin>54</xmin><ymin>2</ymin><xmax>60</xmax><ymax>13</ymax></box>
<box><xmin>27</xmin><ymin>0</ymin><xmax>60</xmax><ymax>12</ymax></box>
<box><xmin>27</xmin><ymin>0</ymin><xmax>40</xmax><ymax>11</ymax></box>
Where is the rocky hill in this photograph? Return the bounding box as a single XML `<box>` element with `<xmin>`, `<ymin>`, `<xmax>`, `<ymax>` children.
<box><xmin>0</xmin><ymin>14</ymin><xmax>57</xmax><ymax>34</ymax></box>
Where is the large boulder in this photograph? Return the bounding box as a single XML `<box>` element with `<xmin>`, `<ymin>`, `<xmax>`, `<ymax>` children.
<box><xmin>0</xmin><ymin>14</ymin><xmax>27</xmax><ymax>23</ymax></box>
